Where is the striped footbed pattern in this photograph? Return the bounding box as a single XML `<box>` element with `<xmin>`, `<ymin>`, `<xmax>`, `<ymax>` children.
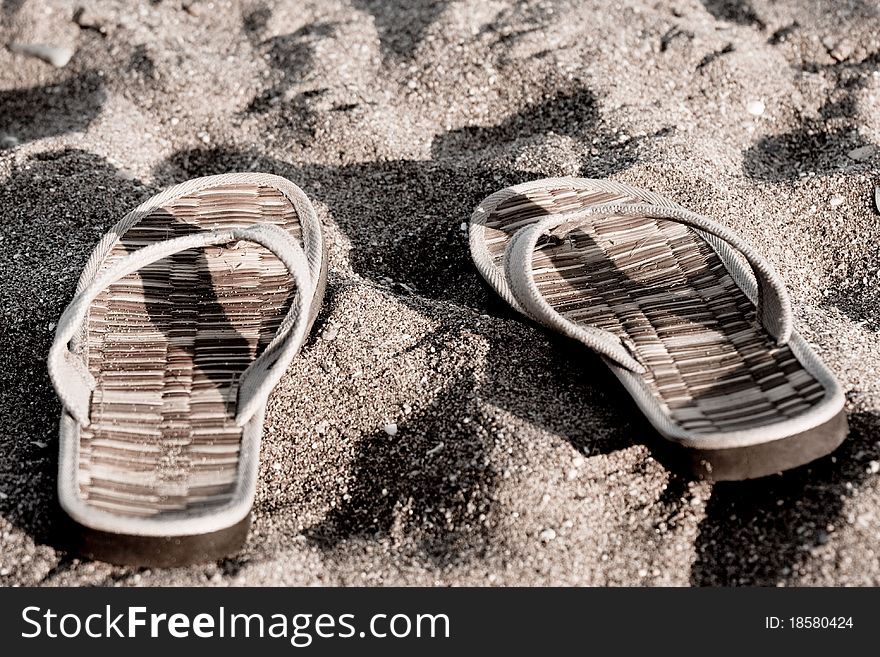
<box><xmin>483</xmin><ymin>186</ymin><xmax>825</xmax><ymax>435</ymax></box>
<box><xmin>79</xmin><ymin>184</ymin><xmax>301</xmax><ymax>518</ymax></box>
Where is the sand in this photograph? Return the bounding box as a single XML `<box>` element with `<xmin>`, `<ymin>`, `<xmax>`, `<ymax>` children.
<box><xmin>1</xmin><ymin>0</ymin><xmax>878</xmax><ymax>586</ymax></box>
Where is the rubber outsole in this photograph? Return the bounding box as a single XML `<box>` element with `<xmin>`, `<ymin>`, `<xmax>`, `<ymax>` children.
<box><xmin>62</xmin><ymin>514</ymin><xmax>251</xmax><ymax>567</ymax></box>
<box><xmin>646</xmin><ymin>409</ymin><xmax>849</xmax><ymax>481</ymax></box>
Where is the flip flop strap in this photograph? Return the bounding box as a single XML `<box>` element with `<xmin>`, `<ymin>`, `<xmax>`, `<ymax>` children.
<box><xmin>504</xmin><ymin>202</ymin><xmax>793</xmax><ymax>373</ymax></box>
<box><xmin>48</xmin><ymin>223</ymin><xmax>314</xmax><ymax>427</ymax></box>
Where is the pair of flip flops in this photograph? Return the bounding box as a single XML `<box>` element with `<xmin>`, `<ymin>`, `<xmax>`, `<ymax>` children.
<box><xmin>48</xmin><ymin>174</ymin><xmax>847</xmax><ymax>565</ymax></box>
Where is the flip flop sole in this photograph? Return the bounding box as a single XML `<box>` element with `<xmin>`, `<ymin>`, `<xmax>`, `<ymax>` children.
<box><xmin>63</xmin><ymin>513</ymin><xmax>252</xmax><ymax>568</ymax></box>
<box><xmin>645</xmin><ymin>408</ymin><xmax>848</xmax><ymax>480</ymax></box>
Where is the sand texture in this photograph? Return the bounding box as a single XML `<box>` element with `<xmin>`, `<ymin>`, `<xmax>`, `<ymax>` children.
<box><xmin>1</xmin><ymin>0</ymin><xmax>879</xmax><ymax>586</ymax></box>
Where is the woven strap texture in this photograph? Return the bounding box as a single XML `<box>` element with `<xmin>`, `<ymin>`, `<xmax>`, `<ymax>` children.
<box><xmin>48</xmin><ymin>223</ymin><xmax>314</xmax><ymax>427</ymax></box>
<box><xmin>504</xmin><ymin>202</ymin><xmax>793</xmax><ymax>372</ymax></box>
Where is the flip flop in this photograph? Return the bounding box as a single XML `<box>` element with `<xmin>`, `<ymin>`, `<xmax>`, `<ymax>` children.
<box><xmin>48</xmin><ymin>173</ymin><xmax>327</xmax><ymax>565</ymax></box>
<box><xmin>470</xmin><ymin>178</ymin><xmax>847</xmax><ymax>480</ymax></box>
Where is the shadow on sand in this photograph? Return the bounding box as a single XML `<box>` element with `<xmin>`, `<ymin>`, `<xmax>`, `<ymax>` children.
<box><xmin>0</xmin><ymin>72</ymin><xmax>106</xmax><ymax>147</ymax></box>
<box><xmin>0</xmin><ymin>150</ymin><xmax>154</xmax><ymax>558</ymax></box>
<box><xmin>743</xmin><ymin>50</ymin><xmax>879</xmax><ymax>182</ymax></box>
<box><xmin>691</xmin><ymin>410</ymin><xmax>879</xmax><ymax>585</ymax></box>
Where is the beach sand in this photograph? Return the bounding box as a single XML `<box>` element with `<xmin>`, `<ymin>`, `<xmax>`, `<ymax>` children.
<box><xmin>1</xmin><ymin>0</ymin><xmax>878</xmax><ymax>586</ymax></box>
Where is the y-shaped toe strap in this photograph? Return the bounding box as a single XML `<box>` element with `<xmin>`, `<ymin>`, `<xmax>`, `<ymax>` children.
<box><xmin>48</xmin><ymin>223</ymin><xmax>314</xmax><ymax>428</ymax></box>
<box><xmin>504</xmin><ymin>202</ymin><xmax>793</xmax><ymax>373</ymax></box>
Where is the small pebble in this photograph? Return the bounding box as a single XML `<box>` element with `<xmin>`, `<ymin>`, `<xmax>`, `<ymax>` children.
<box><xmin>0</xmin><ymin>134</ymin><xmax>19</xmax><ymax>149</ymax></box>
<box><xmin>426</xmin><ymin>441</ymin><xmax>444</xmax><ymax>456</ymax></box>
<box><xmin>746</xmin><ymin>99</ymin><xmax>764</xmax><ymax>116</ymax></box>
<box><xmin>321</xmin><ymin>326</ymin><xmax>338</xmax><ymax>341</ymax></box>
<box><xmin>459</xmin><ymin>222</ymin><xmax>467</xmax><ymax>232</ymax></box>
<box><xmin>73</xmin><ymin>7</ymin><xmax>108</xmax><ymax>34</ymax></box>
<box><xmin>868</xmin><ymin>461</ymin><xmax>879</xmax><ymax>474</ymax></box>
<box><xmin>0</xmin><ymin>492</ymin><xmax>8</xmax><ymax>500</ymax></box>
<box><xmin>9</xmin><ymin>43</ymin><xmax>74</xmax><ymax>68</ymax></box>
<box><xmin>829</xmin><ymin>195</ymin><xmax>845</xmax><ymax>208</ymax></box>
<box><xmin>829</xmin><ymin>39</ymin><xmax>854</xmax><ymax>62</ymax></box>
<box><xmin>384</xmin><ymin>423</ymin><xmax>398</xmax><ymax>436</ymax></box>
<box><xmin>821</xmin><ymin>35</ymin><xmax>837</xmax><ymax>51</ymax></box>
<box><xmin>847</xmin><ymin>145</ymin><xmax>875</xmax><ymax>161</ymax></box>
<box><xmin>182</xmin><ymin>0</ymin><xmax>203</xmax><ymax>17</ymax></box>
<box><xmin>539</xmin><ymin>528</ymin><xmax>557</xmax><ymax>542</ymax></box>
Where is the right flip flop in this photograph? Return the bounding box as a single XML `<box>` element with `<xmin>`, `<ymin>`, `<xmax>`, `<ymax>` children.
<box><xmin>470</xmin><ymin>178</ymin><xmax>847</xmax><ymax>480</ymax></box>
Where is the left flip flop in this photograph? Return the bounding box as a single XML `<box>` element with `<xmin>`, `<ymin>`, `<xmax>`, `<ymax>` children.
<box><xmin>48</xmin><ymin>173</ymin><xmax>327</xmax><ymax>566</ymax></box>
